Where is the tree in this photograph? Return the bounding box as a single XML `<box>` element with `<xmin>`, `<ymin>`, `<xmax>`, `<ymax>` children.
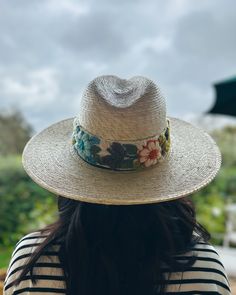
<box><xmin>211</xmin><ymin>126</ymin><xmax>236</xmax><ymax>168</ymax></box>
<box><xmin>0</xmin><ymin>110</ymin><xmax>33</xmax><ymax>155</ymax></box>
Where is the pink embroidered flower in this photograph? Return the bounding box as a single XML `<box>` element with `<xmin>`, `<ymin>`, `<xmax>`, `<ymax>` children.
<box><xmin>138</xmin><ymin>139</ymin><xmax>162</xmax><ymax>167</ymax></box>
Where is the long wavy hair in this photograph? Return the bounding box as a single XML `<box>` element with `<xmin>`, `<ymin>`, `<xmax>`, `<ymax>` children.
<box><xmin>15</xmin><ymin>195</ymin><xmax>210</xmax><ymax>295</ymax></box>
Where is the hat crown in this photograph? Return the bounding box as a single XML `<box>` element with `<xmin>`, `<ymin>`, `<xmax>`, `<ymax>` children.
<box><xmin>77</xmin><ymin>75</ymin><xmax>167</xmax><ymax>140</ymax></box>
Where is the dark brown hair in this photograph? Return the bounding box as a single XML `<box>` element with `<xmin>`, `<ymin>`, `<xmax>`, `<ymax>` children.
<box><xmin>15</xmin><ymin>196</ymin><xmax>210</xmax><ymax>295</ymax></box>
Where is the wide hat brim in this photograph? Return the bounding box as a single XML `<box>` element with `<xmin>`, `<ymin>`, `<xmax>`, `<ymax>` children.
<box><xmin>22</xmin><ymin>117</ymin><xmax>221</xmax><ymax>205</ymax></box>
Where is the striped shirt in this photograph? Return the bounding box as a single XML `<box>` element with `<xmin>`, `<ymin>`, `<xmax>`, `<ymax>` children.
<box><xmin>4</xmin><ymin>231</ymin><xmax>231</xmax><ymax>294</ymax></box>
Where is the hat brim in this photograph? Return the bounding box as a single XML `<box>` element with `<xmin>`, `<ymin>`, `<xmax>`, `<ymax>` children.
<box><xmin>22</xmin><ymin>117</ymin><xmax>221</xmax><ymax>205</ymax></box>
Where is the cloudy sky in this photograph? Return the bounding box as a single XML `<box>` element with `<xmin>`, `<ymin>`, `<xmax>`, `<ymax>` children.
<box><xmin>0</xmin><ymin>0</ymin><xmax>236</xmax><ymax>131</ymax></box>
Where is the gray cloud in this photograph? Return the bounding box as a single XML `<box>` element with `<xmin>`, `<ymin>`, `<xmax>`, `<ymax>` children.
<box><xmin>0</xmin><ymin>0</ymin><xmax>235</xmax><ymax>131</ymax></box>
<box><xmin>60</xmin><ymin>13</ymin><xmax>130</xmax><ymax>62</ymax></box>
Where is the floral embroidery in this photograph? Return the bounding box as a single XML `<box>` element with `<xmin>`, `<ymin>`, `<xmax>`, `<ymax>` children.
<box><xmin>158</xmin><ymin>120</ymin><xmax>171</xmax><ymax>156</ymax></box>
<box><xmin>138</xmin><ymin>140</ymin><xmax>162</xmax><ymax>167</ymax></box>
<box><xmin>72</xmin><ymin>126</ymin><xmax>101</xmax><ymax>164</ymax></box>
<box><xmin>72</xmin><ymin>120</ymin><xmax>171</xmax><ymax>171</ymax></box>
<box><xmin>100</xmin><ymin>142</ymin><xmax>138</xmax><ymax>170</ymax></box>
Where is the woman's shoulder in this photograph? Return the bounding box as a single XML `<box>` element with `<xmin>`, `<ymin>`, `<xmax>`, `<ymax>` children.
<box><xmin>3</xmin><ymin>231</ymin><xmax>64</xmax><ymax>295</ymax></box>
<box><xmin>189</xmin><ymin>234</ymin><xmax>230</xmax><ymax>274</ymax></box>
<box><xmin>6</xmin><ymin>231</ymin><xmax>55</xmax><ymax>269</ymax></box>
<box><xmin>12</xmin><ymin>231</ymin><xmax>49</xmax><ymax>252</ymax></box>
<box><xmin>190</xmin><ymin>239</ymin><xmax>223</xmax><ymax>259</ymax></box>
<box><xmin>167</xmin><ymin>240</ymin><xmax>232</xmax><ymax>294</ymax></box>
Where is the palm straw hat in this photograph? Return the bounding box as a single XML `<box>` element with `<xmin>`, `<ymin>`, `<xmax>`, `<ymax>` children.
<box><xmin>22</xmin><ymin>75</ymin><xmax>221</xmax><ymax>205</ymax></box>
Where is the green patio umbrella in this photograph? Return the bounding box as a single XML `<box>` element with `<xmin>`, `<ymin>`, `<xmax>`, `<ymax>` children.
<box><xmin>208</xmin><ymin>76</ymin><xmax>236</xmax><ymax>117</ymax></box>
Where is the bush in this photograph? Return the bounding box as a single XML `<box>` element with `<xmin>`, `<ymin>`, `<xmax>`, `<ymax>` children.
<box><xmin>0</xmin><ymin>110</ymin><xmax>32</xmax><ymax>156</ymax></box>
<box><xmin>190</xmin><ymin>125</ymin><xmax>236</xmax><ymax>244</ymax></box>
<box><xmin>191</xmin><ymin>166</ymin><xmax>236</xmax><ymax>244</ymax></box>
<box><xmin>0</xmin><ymin>156</ymin><xmax>57</xmax><ymax>246</ymax></box>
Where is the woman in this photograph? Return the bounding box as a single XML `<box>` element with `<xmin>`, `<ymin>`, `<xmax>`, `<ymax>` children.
<box><xmin>4</xmin><ymin>75</ymin><xmax>231</xmax><ymax>294</ymax></box>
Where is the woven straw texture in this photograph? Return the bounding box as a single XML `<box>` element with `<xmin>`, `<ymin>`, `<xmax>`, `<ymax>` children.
<box><xmin>22</xmin><ymin>117</ymin><xmax>221</xmax><ymax>205</ymax></box>
<box><xmin>76</xmin><ymin>76</ymin><xmax>166</xmax><ymax>140</ymax></box>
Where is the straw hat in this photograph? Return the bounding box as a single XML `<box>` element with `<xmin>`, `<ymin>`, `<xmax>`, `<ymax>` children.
<box><xmin>22</xmin><ymin>75</ymin><xmax>221</xmax><ymax>205</ymax></box>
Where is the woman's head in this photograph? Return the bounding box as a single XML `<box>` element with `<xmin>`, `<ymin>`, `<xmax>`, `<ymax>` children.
<box><xmin>16</xmin><ymin>196</ymin><xmax>210</xmax><ymax>295</ymax></box>
<box><xmin>57</xmin><ymin>196</ymin><xmax>203</xmax><ymax>255</ymax></box>
<box><xmin>56</xmin><ymin>196</ymin><xmax>209</xmax><ymax>294</ymax></box>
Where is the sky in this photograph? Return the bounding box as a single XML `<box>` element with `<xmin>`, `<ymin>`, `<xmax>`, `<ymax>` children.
<box><xmin>0</xmin><ymin>0</ymin><xmax>236</xmax><ymax>132</ymax></box>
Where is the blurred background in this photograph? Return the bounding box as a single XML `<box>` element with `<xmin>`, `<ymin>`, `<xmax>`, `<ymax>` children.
<box><xmin>0</xmin><ymin>0</ymin><xmax>236</xmax><ymax>293</ymax></box>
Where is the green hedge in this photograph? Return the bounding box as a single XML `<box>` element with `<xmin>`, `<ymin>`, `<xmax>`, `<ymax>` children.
<box><xmin>191</xmin><ymin>167</ymin><xmax>236</xmax><ymax>244</ymax></box>
<box><xmin>0</xmin><ymin>156</ymin><xmax>57</xmax><ymax>246</ymax></box>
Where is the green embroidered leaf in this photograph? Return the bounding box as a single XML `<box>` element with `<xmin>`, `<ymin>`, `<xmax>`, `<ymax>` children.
<box><xmin>133</xmin><ymin>159</ymin><xmax>141</xmax><ymax>169</ymax></box>
<box><xmin>93</xmin><ymin>154</ymin><xmax>101</xmax><ymax>163</ymax></box>
<box><xmin>123</xmin><ymin>144</ymin><xmax>137</xmax><ymax>156</ymax></box>
<box><xmin>120</xmin><ymin>159</ymin><xmax>135</xmax><ymax>169</ymax></box>
<box><xmin>90</xmin><ymin>145</ymin><xmax>101</xmax><ymax>155</ymax></box>
<box><xmin>158</xmin><ymin>134</ymin><xmax>166</xmax><ymax>145</ymax></box>
<box><xmin>108</xmin><ymin>142</ymin><xmax>125</xmax><ymax>160</ymax></box>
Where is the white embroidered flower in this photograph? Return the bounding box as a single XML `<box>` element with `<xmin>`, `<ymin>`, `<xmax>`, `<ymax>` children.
<box><xmin>138</xmin><ymin>140</ymin><xmax>162</xmax><ymax>167</ymax></box>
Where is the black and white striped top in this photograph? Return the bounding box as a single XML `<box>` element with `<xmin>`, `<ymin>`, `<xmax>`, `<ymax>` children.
<box><xmin>4</xmin><ymin>231</ymin><xmax>231</xmax><ymax>294</ymax></box>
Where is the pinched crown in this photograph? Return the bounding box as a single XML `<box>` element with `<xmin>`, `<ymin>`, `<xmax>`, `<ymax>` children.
<box><xmin>76</xmin><ymin>75</ymin><xmax>167</xmax><ymax>140</ymax></box>
<box><xmin>72</xmin><ymin>75</ymin><xmax>170</xmax><ymax>171</ymax></box>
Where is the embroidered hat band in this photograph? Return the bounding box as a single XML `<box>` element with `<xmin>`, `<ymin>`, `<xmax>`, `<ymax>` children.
<box><xmin>72</xmin><ymin>119</ymin><xmax>171</xmax><ymax>171</ymax></box>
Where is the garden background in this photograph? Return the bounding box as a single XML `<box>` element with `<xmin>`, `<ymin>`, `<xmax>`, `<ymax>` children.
<box><xmin>1</xmin><ymin>0</ymin><xmax>236</xmax><ymax>292</ymax></box>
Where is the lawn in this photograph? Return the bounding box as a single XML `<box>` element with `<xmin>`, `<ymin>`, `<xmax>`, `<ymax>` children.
<box><xmin>0</xmin><ymin>247</ymin><xmax>13</xmax><ymax>269</ymax></box>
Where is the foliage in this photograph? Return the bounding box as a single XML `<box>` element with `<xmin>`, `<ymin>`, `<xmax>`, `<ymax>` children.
<box><xmin>0</xmin><ymin>110</ymin><xmax>32</xmax><ymax>156</ymax></box>
<box><xmin>0</xmin><ymin>246</ymin><xmax>13</xmax><ymax>269</ymax></box>
<box><xmin>211</xmin><ymin>125</ymin><xmax>236</xmax><ymax>168</ymax></box>
<box><xmin>0</xmin><ymin>156</ymin><xmax>57</xmax><ymax>246</ymax></box>
<box><xmin>191</xmin><ymin>168</ymin><xmax>232</xmax><ymax>244</ymax></box>
<box><xmin>191</xmin><ymin>125</ymin><xmax>236</xmax><ymax>244</ymax></box>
